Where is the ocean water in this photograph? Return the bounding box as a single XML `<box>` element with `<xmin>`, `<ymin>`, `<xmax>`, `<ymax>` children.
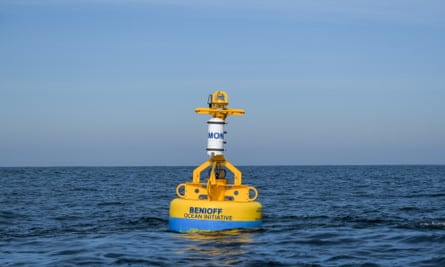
<box><xmin>1</xmin><ymin>165</ymin><xmax>444</xmax><ymax>266</ymax></box>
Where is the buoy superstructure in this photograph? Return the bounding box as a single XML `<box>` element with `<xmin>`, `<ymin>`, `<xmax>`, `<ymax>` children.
<box><xmin>168</xmin><ymin>91</ymin><xmax>262</xmax><ymax>232</ymax></box>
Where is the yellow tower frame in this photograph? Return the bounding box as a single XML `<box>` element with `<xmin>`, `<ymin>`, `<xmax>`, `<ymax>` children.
<box><xmin>175</xmin><ymin>91</ymin><xmax>258</xmax><ymax>202</ymax></box>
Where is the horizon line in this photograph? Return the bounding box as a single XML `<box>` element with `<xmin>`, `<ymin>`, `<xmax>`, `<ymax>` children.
<box><xmin>1</xmin><ymin>163</ymin><xmax>444</xmax><ymax>168</ymax></box>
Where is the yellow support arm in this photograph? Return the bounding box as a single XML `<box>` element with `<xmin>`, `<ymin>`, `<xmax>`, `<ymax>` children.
<box><xmin>224</xmin><ymin>160</ymin><xmax>242</xmax><ymax>185</ymax></box>
<box><xmin>192</xmin><ymin>159</ymin><xmax>213</xmax><ymax>184</ymax></box>
<box><xmin>195</xmin><ymin>107</ymin><xmax>245</xmax><ymax>119</ymax></box>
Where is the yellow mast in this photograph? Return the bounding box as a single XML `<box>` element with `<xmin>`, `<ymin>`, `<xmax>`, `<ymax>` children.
<box><xmin>175</xmin><ymin>91</ymin><xmax>258</xmax><ymax>202</ymax></box>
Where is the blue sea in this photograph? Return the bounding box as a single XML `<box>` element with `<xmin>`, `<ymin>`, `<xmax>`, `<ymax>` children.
<box><xmin>1</xmin><ymin>166</ymin><xmax>444</xmax><ymax>266</ymax></box>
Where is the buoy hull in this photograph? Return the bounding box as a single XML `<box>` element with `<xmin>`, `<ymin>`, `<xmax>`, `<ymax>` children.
<box><xmin>169</xmin><ymin>198</ymin><xmax>262</xmax><ymax>232</ymax></box>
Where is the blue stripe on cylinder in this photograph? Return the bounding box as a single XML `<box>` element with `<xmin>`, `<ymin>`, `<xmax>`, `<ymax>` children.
<box><xmin>168</xmin><ymin>217</ymin><xmax>262</xmax><ymax>232</ymax></box>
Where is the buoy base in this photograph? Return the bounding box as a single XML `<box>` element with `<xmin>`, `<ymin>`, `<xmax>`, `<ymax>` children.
<box><xmin>168</xmin><ymin>198</ymin><xmax>262</xmax><ymax>233</ymax></box>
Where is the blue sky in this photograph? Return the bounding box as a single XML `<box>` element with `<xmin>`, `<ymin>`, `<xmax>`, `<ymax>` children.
<box><xmin>1</xmin><ymin>0</ymin><xmax>444</xmax><ymax>166</ymax></box>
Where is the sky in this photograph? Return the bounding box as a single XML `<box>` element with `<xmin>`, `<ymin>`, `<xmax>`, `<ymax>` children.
<box><xmin>1</xmin><ymin>0</ymin><xmax>444</xmax><ymax>166</ymax></box>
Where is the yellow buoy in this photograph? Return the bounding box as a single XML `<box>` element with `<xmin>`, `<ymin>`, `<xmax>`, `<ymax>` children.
<box><xmin>168</xmin><ymin>91</ymin><xmax>262</xmax><ymax>232</ymax></box>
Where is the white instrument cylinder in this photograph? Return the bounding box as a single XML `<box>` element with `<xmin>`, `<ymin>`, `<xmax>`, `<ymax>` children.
<box><xmin>207</xmin><ymin>118</ymin><xmax>225</xmax><ymax>156</ymax></box>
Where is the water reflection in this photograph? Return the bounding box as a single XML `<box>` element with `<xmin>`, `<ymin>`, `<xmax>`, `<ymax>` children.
<box><xmin>175</xmin><ymin>229</ymin><xmax>254</xmax><ymax>266</ymax></box>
